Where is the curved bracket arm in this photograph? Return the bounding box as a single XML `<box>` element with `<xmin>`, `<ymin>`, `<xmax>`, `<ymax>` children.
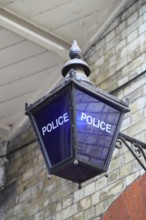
<box><xmin>116</xmin><ymin>133</ymin><xmax>146</xmax><ymax>172</ymax></box>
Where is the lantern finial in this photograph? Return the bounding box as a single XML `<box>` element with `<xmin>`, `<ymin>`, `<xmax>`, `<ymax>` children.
<box><xmin>69</xmin><ymin>40</ymin><xmax>82</xmax><ymax>59</ymax></box>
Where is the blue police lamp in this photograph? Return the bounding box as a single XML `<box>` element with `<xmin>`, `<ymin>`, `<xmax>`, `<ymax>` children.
<box><xmin>25</xmin><ymin>41</ymin><xmax>129</xmax><ymax>188</ymax></box>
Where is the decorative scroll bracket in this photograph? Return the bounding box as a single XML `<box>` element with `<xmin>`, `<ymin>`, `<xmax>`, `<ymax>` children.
<box><xmin>116</xmin><ymin>133</ymin><xmax>146</xmax><ymax>172</ymax></box>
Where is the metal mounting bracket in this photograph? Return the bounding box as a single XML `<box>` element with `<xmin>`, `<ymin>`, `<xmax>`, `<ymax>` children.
<box><xmin>116</xmin><ymin>133</ymin><xmax>146</xmax><ymax>172</ymax></box>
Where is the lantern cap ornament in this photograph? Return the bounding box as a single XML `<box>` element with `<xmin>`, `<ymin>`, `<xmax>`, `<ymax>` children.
<box><xmin>69</xmin><ymin>40</ymin><xmax>82</xmax><ymax>59</ymax></box>
<box><xmin>62</xmin><ymin>40</ymin><xmax>90</xmax><ymax>77</ymax></box>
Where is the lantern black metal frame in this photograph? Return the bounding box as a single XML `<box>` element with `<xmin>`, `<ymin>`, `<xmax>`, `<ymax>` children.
<box><xmin>25</xmin><ymin>40</ymin><xmax>146</xmax><ymax>188</ymax></box>
<box><xmin>25</xmin><ymin>68</ymin><xmax>129</xmax><ymax>185</ymax></box>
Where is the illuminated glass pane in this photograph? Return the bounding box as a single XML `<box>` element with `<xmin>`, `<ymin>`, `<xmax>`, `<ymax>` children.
<box><xmin>76</xmin><ymin>88</ymin><xmax>120</xmax><ymax>166</ymax></box>
<box><xmin>33</xmin><ymin>90</ymin><xmax>71</xmax><ymax>166</ymax></box>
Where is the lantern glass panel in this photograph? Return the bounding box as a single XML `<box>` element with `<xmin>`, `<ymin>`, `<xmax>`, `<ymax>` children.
<box><xmin>32</xmin><ymin>89</ymin><xmax>72</xmax><ymax>167</ymax></box>
<box><xmin>75</xmin><ymin>88</ymin><xmax>121</xmax><ymax>166</ymax></box>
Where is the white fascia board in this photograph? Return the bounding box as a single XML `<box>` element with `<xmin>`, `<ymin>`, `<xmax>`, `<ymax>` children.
<box><xmin>0</xmin><ymin>8</ymin><xmax>70</xmax><ymax>60</ymax></box>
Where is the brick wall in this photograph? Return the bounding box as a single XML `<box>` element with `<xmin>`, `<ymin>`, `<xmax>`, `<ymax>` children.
<box><xmin>101</xmin><ymin>174</ymin><xmax>146</xmax><ymax>220</ymax></box>
<box><xmin>88</xmin><ymin>0</ymin><xmax>146</xmax><ymax>91</ymax></box>
<box><xmin>0</xmin><ymin>142</ymin><xmax>8</xmax><ymax>197</ymax></box>
<box><xmin>0</xmin><ymin>0</ymin><xmax>146</xmax><ymax>219</ymax></box>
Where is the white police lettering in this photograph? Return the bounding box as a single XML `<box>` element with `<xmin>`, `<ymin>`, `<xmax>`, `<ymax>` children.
<box><xmin>42</xmin><ymin>112</ymin><xmax>69</xmax><ymax>136</ymax></box>
<box><xmin>81</xmin><ymin>112</ymin><xmax>112</xmax><ymax>133</ymax></box>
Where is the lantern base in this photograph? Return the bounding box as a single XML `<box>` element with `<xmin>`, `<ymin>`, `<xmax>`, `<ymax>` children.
<box><xmin>50</xmin><ymin>161</ymin><xmax>104</xmax><ymax>184</ymax></box>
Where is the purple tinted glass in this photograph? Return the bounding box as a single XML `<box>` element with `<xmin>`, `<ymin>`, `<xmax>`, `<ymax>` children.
<box><xmin>33</xmin><ymin>90</ymin><xmax>71</xmax><ymax>166</ymax></box>
<box><xmin>76</xmin><ymin>88</ymin><xmax>120</xmax><ymax>166</ymax></box>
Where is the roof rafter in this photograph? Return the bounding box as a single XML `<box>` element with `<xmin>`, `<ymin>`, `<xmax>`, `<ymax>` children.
<box><xmin>0</xmin><ymin>8</ymin><xmax>70</xmax><ymax>60</ymax></box>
